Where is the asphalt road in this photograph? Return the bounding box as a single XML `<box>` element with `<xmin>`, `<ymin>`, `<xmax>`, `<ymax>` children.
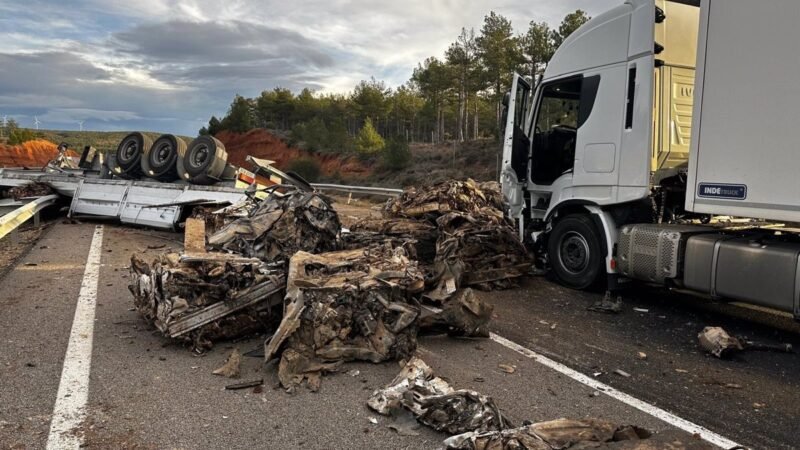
<box><xmin>1</xmin><ymin>221</ymin><xmax>798</xmax><ymax>449</ymax></box>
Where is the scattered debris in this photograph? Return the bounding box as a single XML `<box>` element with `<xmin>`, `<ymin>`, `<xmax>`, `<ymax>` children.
<box><xmin>8</xmin><ymin>182</ymin><xmax>53</xmax><ymax>200</ymax></box>
<box><xmin>443</xmin><ymin>418</ymin><xmax>689</xmax><ymax>450</ymax></box>
<box><xmin>418</xmin><ymin>289</ymin><xmax>493</xmax><ymax>337</ymax></box>
<box><xmin>265</xmin><ymin>244</ymin><xmax>425</xmax><ymax>391</ymax></box>
<box><xmin>368</xmin><ymin>357</ymin><xmax>511</xmax><ymax>435</ymax></box>
<box><xmin>698</xmin><ymin>326</ymin><xmax>794</xmax><ymax>359</ymax></box>
<box><xmin>637</xmin><ymin>352</ymin><xmax>647</xmax><ymax>360</ymax></box>
<box><xmin>633</xmin><ymin>307</ymin><xmax>649</xmax><ymax>313</ymax></box>
<box><xmin>698</xmin><ymin>327</ymin><xmax>743</xmax><ymax>358</ymax></box>
<box><xmin>213</xmin><ymin>349</ymin><xmax>242</xmax><ymax>378</ymax></box>
<box><xmin>225</xmin><ymin>379</ymin><xmax>263</xmax><ymax>390</ymax></box>
<box><xmin>498</xmin><ymin>364</ymin><xmax>516</xmax><ymax>374</ymax></box>
<box><xmin>208</xmin><ymin>189</ymin><xmax>341</xmax><ymax>266</ymax></box>
<box><xmin>384</xmin><ymin>179</ymin><xmax>504</xmax><ymax>219</ymax></box>
<box><xmin>614</xmin><ymin>369</ymin><xmax>631</xmax><ymax>378</ymax></box>
<box><xmin>588</xmin><ymin>291</ymin><xmax>622</xmax><ymax>314</ymax></box>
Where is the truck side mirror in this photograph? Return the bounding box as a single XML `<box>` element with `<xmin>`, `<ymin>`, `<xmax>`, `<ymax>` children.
<box><xmin>502</xmin><ymin>91</ymin><xmax>511</xmax><ymax>107</ymax></box>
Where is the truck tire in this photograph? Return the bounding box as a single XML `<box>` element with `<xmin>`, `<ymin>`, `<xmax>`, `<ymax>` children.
<box><xmin>548</xmin><ymin>214</ymin><xmax>604</xmax><ymax>289</ymax></box>
<box><xmin>143</xmin><ymin>134</ymin><xmax>183</xmax><ymax>181</ymax></box>
<box><xmin>115</xmin><ymin>132</ymin><xmax>151</xmax><ymax>179</ymax></box>
<box><xmin>184</xmin><ymin>136</ymin><xmax>227</xmax><ymax>180</ymax></box>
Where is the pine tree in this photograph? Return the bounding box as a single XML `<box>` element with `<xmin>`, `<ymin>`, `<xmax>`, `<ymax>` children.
<box><xmin>354</xmin><ymin>118</ymin><xmax>385</xmax><ymax>155</ymax></box>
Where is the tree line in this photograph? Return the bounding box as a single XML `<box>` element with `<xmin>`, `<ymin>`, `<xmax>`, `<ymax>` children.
<box><xmin>201</xmin><ymin>9</ymin><xmax>590</xmax><ymax>157</ymax></box>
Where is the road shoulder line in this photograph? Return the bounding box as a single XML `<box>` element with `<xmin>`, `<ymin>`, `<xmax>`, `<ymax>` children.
<box><xmin>46</xmin><ymin>225</ymin><xmax>104</xmax><ymax>450</ymax></box>
<box><xmin>488</xmin><ymin>332</ymin><xmax>740</xmax><ymax>449</ymax></box>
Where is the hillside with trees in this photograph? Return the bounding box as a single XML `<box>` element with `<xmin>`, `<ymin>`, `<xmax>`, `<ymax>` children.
<box><xmin>200</xmin><ymin>9</ymin><xmax>590</xmax><ymax>172</ymax></box>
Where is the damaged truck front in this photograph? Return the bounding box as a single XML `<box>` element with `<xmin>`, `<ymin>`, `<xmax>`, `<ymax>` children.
<box><xmin>501</xmin><ymin>0</ymin><xmax>800</xmax><ymax>319</ymax></box>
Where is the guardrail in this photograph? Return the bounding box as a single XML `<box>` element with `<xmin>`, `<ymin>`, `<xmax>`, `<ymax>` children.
<box><xmin>0</xmin><ymin>195</ymin><xmax>59</xmax><ymax>239</ymax></box>
<box><xmin>311</xmin><ymin>183</ymin><xmax>403</xmax><ymax>198</ymax></box>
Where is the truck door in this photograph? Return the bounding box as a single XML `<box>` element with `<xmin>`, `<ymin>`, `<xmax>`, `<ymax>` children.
<box><xmin>500</xmin><ymin>73</ymin><xmax>532</xmax><ymax>221</ymax></box>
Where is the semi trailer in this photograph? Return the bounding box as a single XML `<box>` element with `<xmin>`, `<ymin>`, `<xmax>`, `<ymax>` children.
<box><xmin>501</xmin><ymin>0</ymin><xmax>800</xmax><ymax>319</ymax></box>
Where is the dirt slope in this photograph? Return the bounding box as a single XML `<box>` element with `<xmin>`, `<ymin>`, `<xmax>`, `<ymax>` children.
<box><xmin>215</xmin><ymin>129</ymin><xmax>371</xmax><ymax>180</ymax></box>
<box><xmin>0</xmin><ymin>140</ymin><xmax>77</xmax><ymax>167</ymax></box>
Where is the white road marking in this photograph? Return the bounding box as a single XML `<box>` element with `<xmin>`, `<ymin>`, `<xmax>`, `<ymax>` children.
<box><xmin>489</xmin><ymin>333</ymin><xmax>741</xmax><ymax>449</ymax></box>
<box><xmin>46</xmin><ymin>226</ymin><xmax>104</xmax><ymax>450</ymax></box>
<box><xmin>423</xmin><ymin>305</ymin><xmax>740</xmax><ymax>449</ymax></box>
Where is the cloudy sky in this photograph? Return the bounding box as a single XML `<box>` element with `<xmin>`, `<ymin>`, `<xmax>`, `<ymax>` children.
<box><xmin>0</xmin><ymin>0</ymin><xmax>619</xmax><ymax>136</ymax></box>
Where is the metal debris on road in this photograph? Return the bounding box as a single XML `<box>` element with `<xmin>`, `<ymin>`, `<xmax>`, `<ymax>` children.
<box><xmin>418</xmin><ymin>289</ymin><xmax>493</xmax><ymax>338</ymax></box>
<box><xmin>264</xmin><ymin>244</ymin><xmax>425</xmax><ymax>392</ymax></box>
<box><xmin>699</xmin><ymin>326</ymin><xmax>793</xmax><ymax>358</ymax></box>
<box><xmin>213</xmin><ymin>349</ymin><xmax>242</xmax><ymax>378</ymax></box>
<box><xmin>698</xmin><ymin>327</ymin><xmax>744</xmax><ymax>358</ymax></box>
<box><xmin>225</xmin><ymin>379</ymin><xmax>264</xmax><ymax>390</ymax></box>
<box><xmin>368</xmin><ymin>357</ymin><xmax>511</xmax><ymax>435</ymax></box>
<box><xmin>497</xmin><ymin>364</ymin><xmax>516</xmax><ymax>374</ymax></box>
<box><xmin>441</xmin><ymin>418</ymin><xmax>710</xmax><ymax>450</ymax></box>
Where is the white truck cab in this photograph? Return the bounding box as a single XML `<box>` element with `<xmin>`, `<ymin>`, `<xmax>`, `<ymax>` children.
<box><xmin>502</xmin><ymin>0</ymin><xmax>800</xmax><ymax>319</ymax></box>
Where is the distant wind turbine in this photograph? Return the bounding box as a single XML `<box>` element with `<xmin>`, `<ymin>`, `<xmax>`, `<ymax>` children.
<box><xmin>34</xmin><ymin>116</ymin><xmax>41</xmax><ymax>130</ymax></box>
<box><xmin>78</xmin><ymin>120</ymin><xmax>85</xmax><ymax>132</ymax></box>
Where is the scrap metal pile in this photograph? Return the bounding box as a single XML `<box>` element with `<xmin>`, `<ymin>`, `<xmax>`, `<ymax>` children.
<box><xmin>129</xmin><ymin>252</ymin><xmax>285</xmax><ymax>351</ymax></box>
<box><xmin>355</xmin><ymin>179</ymin><xmax>530</xmax><ymax>302</ymax></box>
<box><xmin>129</xmin><ymin>187</ymin><xmax>340</xmax><ymax>352</ymax></box>
<box><xmin>128</xmin><ymin>181</ymin><xmax>505</xmax><ymax>372</ymax></box>
<box><xmin>265</xmin><ymin>244</ymin><xmax>425</xmax><ymax>391</ymax></box>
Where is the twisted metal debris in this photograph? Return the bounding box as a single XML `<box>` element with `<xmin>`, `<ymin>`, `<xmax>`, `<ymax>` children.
<box><xmin>264</xmin><ymin>243</ymin><xmax>425</xmax><ymax>391</ymax></box>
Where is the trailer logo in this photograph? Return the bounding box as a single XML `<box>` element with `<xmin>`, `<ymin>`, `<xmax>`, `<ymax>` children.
<box><xmin>698</xmin><ymin>183</ymin><xmax>747</xmax><ymax>200</ymax></box>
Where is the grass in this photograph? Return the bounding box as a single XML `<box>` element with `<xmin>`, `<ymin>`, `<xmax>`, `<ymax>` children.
<box><xmin>34</xmin><ymin>130</ymin><xmax>193</xmax><ymax>153</ymax></box>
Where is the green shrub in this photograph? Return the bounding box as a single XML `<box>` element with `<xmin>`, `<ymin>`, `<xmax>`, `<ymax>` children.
<box><xmin>382</xmin><ymin>137</ymin><xmax>412</xmax><ymax>171</ymax></box>
<box><xmin>9</xmin><ymin>128</ymin><xmax>37</xmax><ymax>145</ymax></box>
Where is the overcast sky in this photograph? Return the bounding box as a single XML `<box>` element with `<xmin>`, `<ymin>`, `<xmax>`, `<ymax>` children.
<box><xmin>0</xmin><ymin>0</ymin><xmax>619</xmax><ymax>136</ymax></box>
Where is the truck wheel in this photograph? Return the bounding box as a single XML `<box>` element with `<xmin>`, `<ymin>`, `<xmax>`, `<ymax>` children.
<box><xmin>184</xmin><ymin>136</ymin><xmax>227</xmax><ymax>179</ymax></box>
<box><xmin>115</xmin><ymin>132</ymin><xmax>151</xmax><ymax>178</ymax></box>
<box><xmin>548</xmin><ymin>214</ymin><xmax>603</xmax><ymax>289</ymax></box>
<box><xmin>144</xmin><ymin>134</ymin><xmax>183</xmax><ymax>181</ymax></box>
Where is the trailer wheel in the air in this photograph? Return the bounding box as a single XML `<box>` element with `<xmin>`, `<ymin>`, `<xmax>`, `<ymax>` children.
<box><xmin>142</xmin><ymin>134</ymin><xmax>184</xmax><ymax>181</ymax></box>
<box><xmin>184</xmin><ymin>135</ymin><xmax>226</xmax><ymax>179</ymax></box>
<box><xmin>115</xmin><ymin>132</ymin><xmax>151</xmax><ymax>179</ymax></box>
<box><xmin>548</xmin><ymin>214</ymin><xmax>603</xmax><ymax>290</ymax></box>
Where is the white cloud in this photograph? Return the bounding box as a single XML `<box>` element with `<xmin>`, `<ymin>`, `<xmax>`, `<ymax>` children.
<box><xmin>0</xmin><ymin>0</ymin><xmax>621</xmax><ymax>135</ymax></box>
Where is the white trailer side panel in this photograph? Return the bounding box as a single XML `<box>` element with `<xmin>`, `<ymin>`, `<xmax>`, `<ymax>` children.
<box><xmin>686</xmin><ymin>0</ymin><xmax>800</xmax><ymax>222</ymax></box>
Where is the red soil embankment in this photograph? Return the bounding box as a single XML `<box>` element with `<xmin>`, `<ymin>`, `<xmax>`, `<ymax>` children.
<box><xmin>215</xmin><ymin>129</ymin><xmax>372</xmax><ymax>179</ymax></box>
<box><xmin>0</xmin><ymin>140</ymin><xmax>77</xmax><ymax>167</ymax></box>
